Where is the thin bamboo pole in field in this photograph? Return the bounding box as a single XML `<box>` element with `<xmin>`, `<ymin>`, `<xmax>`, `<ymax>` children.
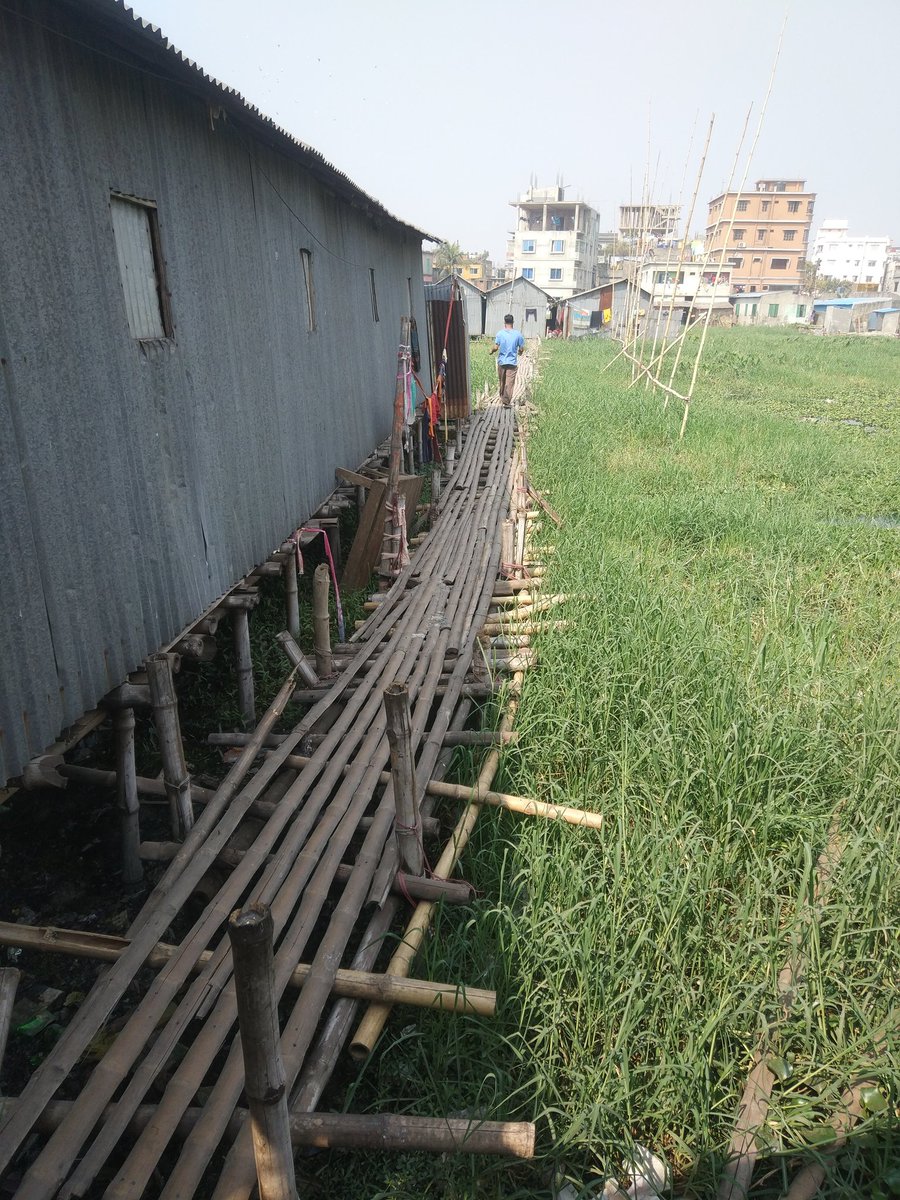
<box><xmin>681</xmin><ymin>18</ymin><xmax>786</xmax><ymax>440</ymax></box>
<box><xmin>642</xmin><ymin>112</ymin><xmax>699</xmax><ymax>390</ymax></box>
<box><xmin>632</xmin><ymin>115</ymin><xmax>715</xmax><ymax>400</ymax></box>
<box><xmin>664</xmin><ymin>103</ymin><xmax>752</xmax><ymax>404</ymax></box>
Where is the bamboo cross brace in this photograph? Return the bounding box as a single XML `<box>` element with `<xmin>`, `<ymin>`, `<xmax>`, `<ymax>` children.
<box><xmin>0</xmin><ymin>921</ymin><xmax>496</xmax><ymax>1016</ymax></box>
<box><xmin>0</xmin><ymin>1100</ymin><xmax>535</xmax><ymax>1159</ymax></box>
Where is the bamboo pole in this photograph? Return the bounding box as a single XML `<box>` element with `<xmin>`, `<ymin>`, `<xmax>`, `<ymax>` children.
<box><xmin>312</xmin><ymin>563</ymin><xmax>333</xmax><ymax>678</ymax></box>
<box><xmin>145</xmin><ymin>653</ymin><xmax>194</xmax><ymax>839</ymax></box>
<box><xmin>0</xmin><ymin>968</ymin><xmax>21</xmax><ymax>1071</ymax></box>
<box><xmin>380</xmin><ymin>317</ymin><xmax>411</xmax><ymax>584</ymax></box>
<box><xmin>0</xmin><ymin>921</ymin><xmax>493</xmax><ymax>1015</ymax></box>
<box><xmin>681</xmin><ymin>25</ymin><xmax>785</xmax><ymax>439</ymax></box>
<box><xmin>275</xmin><ymin>630</ymin><xmax>319</xmax><ymax>687</ymax></box>
<box><xmin>282</xmin><ymin>553</ymin><xmax>300</xmax><ymax>640</ymax></box>
<box><xmin>227</xmin><ymin>906</ymin><xmax>297</xmax><ymax>1200</ymax></box>
<box><xmin>1</xmin><ymin>1099</ymin><xmax>534</xmax><ymax>1158</ymax></box>
<box><xmin>232</xmin><ymin>608</ymin><xmax>257</xmax><ymax>727</ymax></box>
<box><xmin>384</xmin><ymin>683</ymin><xmax>423</xmax><ymax>876</ymax></box>
<box><xmin>114</xmin><ymin>707</ymin><xmax>143</xmax><ymax>886</ymax></box>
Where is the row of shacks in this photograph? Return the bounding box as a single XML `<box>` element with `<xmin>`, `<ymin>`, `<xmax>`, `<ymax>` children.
<box><xmin>0</xmin><ymin>0</ymin><xmax>460</xmax><ymax>786</ymax></box>
<box><xmin>455</xmin><ymin>275</ymin><xmax>900</xmax><ymax>341</ymax></box>
<box><xmin>448</xmin><ymin>275</ymin><xmax>734</xmax><ymax>342</ymax></box>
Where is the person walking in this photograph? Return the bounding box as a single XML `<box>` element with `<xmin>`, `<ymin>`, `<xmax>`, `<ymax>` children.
<box><xmin>490</xmin><ymin>313</ymin><xmax>525</xmax><ymax>407</ymax></box>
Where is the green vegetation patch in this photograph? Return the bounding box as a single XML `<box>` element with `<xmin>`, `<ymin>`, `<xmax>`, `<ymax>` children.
<box><xmin>319</xmin><ymin>329</ymin><xmax>899</xmax><ymax>1198</ymax></box>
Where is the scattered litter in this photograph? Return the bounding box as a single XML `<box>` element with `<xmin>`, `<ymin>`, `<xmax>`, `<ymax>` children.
<box><xmin>622</xmin><ymin>1144</ymin><xmax>671</xmax><ymax>1198</ymax></box>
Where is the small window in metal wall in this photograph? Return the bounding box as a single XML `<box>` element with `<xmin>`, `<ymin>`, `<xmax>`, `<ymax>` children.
<box><xmin>369</xmin><ymin>268</ymin><xmax>379</xmax><ymax>322</ymax></box>
<box><xmin>300</xmin><ymin>249</ymin><xmax>316</xmax><ymax>332</ymax></box>
<box><xmin>109</xmin><ymin>193</ymin><xmax>172</xmax><ymax>340</ymax></box>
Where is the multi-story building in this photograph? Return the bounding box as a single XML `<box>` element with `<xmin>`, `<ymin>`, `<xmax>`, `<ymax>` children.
<box><xmin>706</xmin><ymin>179</ymin><xmax>815</xmax><ymax>292</ymax></box>
<box><xmin>458</xmin><ymin>253</ymin><xmax>492</xmax><ymax>290</ymax></box>
<box><xmin>883</xmin><ymin>247</ymin><xmax>900</xmax><ymax>296</ymax></box>
<box><xmin>508</xmin><ymin>185</ymin><xmax>601</xmax><ymax>297</ymax></box>
<box><xmin>810</xmin><ymin>220</ymin><xmax>890</xmax><ymax>290</ymax></box>
<box><xmin>619</xmin><ymin>203</ymin><xmax>681</xmax><ymax>246</ymax></box>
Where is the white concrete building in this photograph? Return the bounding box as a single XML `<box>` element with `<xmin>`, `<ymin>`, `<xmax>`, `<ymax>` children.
<box><xmin>811</xmin><ymin>220</ymin><xmax>890</xmax><ymax>288</ymax></box>
<box><xmin>507</xmin><ymin>185</ymin><xmax>601</xmax><ymax>298</ymax></box>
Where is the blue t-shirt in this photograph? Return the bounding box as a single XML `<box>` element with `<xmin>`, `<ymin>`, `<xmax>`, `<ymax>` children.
<box><xmin>495</xmin><ymin>328</ymin><xmax>524</xmax><ymax>365</ymax></box>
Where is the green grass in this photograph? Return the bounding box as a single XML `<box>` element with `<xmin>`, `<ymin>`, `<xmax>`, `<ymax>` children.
<box><xmin>317</xmin><ymin>329</ymin><xmax>900</xmax><ymax>1198</ymax></box>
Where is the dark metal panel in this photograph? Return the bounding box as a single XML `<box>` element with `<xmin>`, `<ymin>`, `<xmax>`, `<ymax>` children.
<box><xmin>426</xmin><ymin>288</ymin><xmax>470</xmax><ymax>421</ymax></box>
<box><xmin>0</xmin><ymin>3</ymin><xmax>431</xmax><ymax>782</ymax></box>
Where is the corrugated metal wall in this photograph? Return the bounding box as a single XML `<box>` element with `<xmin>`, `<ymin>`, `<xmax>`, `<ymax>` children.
<box><xmin>0</xmin><ymin>2</ymin><xmax>430</xmax><ymax>783</ymax></box>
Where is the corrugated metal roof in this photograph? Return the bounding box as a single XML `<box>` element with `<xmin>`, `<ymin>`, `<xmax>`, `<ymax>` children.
<box><xmin>56</xmin><ymin>0</ymin><xmax>440</xmax><ymax>242</ymax></box>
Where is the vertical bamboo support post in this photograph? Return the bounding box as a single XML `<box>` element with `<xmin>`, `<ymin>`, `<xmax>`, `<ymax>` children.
<box><xmin>145</xmin><ymin>653</ymin><xmax>194</xmax><ymax>839</ymax></box>
<box><xmin>114</xmin><ymin>707</ymin><xmax>143</xmax><ymax>886</ymax></box>
<box><xmin>380</xmin><ymin>317</ymin><xmax>411</xmax><ymax>586</ymax></box>
<box><xmin>312</xmin><ymin>563</ymin><xmax>333</xmax><ymax>678</ymax></box>
<box><xmin>282</xmin><ymin>552</ymin><xmax>300</xmax><ymax>641</ymax></box>
<box><xmin>431</xmin><ymin>466</ymin><xmax>442</xmax><ymax>506</ymax></box>
<box><xmin>233</xmin><ymin>608</ymin><xmax>257</xmax><ymax>727</ymax></box>
<box><xmin>383</xmin><ymin>683</ymin><xmax>423</xmax><ymax>876</ymax></box>
<box><xmin>0</xmin><ymin>968</ymin><xmax>21</xmax><ymax>1071</ymax></box>
<box><xmin>228</xmin><ymin>905</ymin><xmax>297</xmax><ymax>1200</ymax></box>
<box><xmin>447</xmin><ymin>441</ymin><xmax>456</xmax><ymax>475</ymax></box>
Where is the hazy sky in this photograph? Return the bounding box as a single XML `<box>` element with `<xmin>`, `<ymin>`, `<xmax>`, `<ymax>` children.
<box><xmin>133</xmin><ymin>0</ymin><xmax>898</xmax><ymax>261</ymax></box>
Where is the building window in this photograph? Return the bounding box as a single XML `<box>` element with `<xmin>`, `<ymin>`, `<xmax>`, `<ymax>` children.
<box><xmin>783</xmin><ymin>230</ymin><xmax>796</xmax><ymax>242</ymax></box>
<box><xmin>771</xmin><ymin>258</ymin><xmax>789</xmax><ymax>269</ymax></box>
<box><xmin>787</xmin><ymin>201</ymin><xmax>800</xmax><ymax>213</ymax></box>
<box><xmin>522</xmin><ymin>267</ymin><xmax>534</xmax><ymax>280</ymax></box>
<box><xmin>369</xmin><ymin>267</ymin><xmax>379</xmax><ymax>322</ymax></box>
<box><xmin>807</xmin><ymin>201</ymin><xmax>814</xmax><ymax>213</ymax></box>
<box><xmin>768</xmin><ymin>303</ymin><xmax>779</xmax><ymax>317</ymax></box>
<box><xmin>761</xmin><ymin>201</ymin><xmax>770</xmax><ymax>212</ymax></box>
<box><xmin>733</xmin><ymin>229</ymin><xmax>746</xmax><ymax>241</ymax></box>
<box><xmin>731</xmin><ymin>256</ymin><xmax>744</xmax><ymax>268</ymax></box>
<box><xmin>299</xmin><ymin>249</ymin><xmax>316</xmax><ymax>332</ymax></box>
<box><xmin>868</xmin><ymin>260</ymin><xmax>877</xmax><ymax>267</ymax></box>
<box><xmin>757</xmin><ymin>228</ymin><xmax>767</xmax><ymax>240</ymax></box>
<box><xmin>551</xmin><ymin>239</ymin><xmax>565</xmax><ymax>253</ymax></box>
<box><xmin>109</xmin><ymin>193</ymin><xmax>172</xmax><ymax>340</ymax></box>
<box><xmin>525</xmin><ymin>307</ymin><xmax>537</xmax><ymax>322</ymax></box>
<box><xmin>522</xmin><ymin>239</ymin><xmax>536</xmax><ymax>253</ymax></box>
<box><xmin>796</xmin><ymin>305</ymin><xmax>806</xmax><ymax>317</ymax></box>
<box><xmin>737</xmin><ymin>200</ymin><xmax>749</xmax><ymax>212</ymax></box>
<box><xmin>549</xmin><ymin>268</ymin><xmax>563</xmax><ymax>281</ymax></box>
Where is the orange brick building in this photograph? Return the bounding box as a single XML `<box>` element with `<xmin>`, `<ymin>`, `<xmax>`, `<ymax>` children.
<box><xmin>706</xmin><ymin>179</ymin><xmax>815</xmax><ymax>292</ymax></box>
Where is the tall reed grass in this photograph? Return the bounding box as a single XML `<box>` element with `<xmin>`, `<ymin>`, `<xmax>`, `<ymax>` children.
<box><xmin>316</xmin><ymin>329</ymin><xmax>899</xmax><ymax>1198</ymax></box>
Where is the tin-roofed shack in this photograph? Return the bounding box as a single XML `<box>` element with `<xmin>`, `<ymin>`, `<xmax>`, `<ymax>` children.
<box><xmin>0</xmin><ymin>0</ymin><xmax>433</xmax><ymax>784</ymax></box>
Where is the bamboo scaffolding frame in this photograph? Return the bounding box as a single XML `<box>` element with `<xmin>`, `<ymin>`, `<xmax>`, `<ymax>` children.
<box><xmin>6</xmin><ymin>397</ymin><xmax>527</xmax><ymax>1199</ymax></box>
